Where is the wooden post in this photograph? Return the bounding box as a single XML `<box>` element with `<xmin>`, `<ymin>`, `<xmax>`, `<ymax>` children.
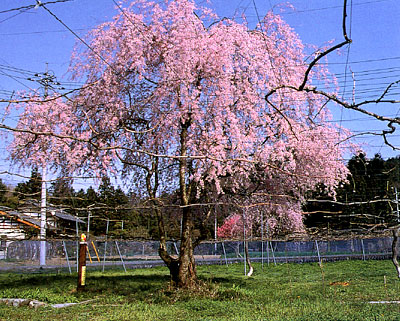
<box><xmin>77</xmin><ymin>234</ymin><xmax>87</xmax><ymax>291</ymax></box>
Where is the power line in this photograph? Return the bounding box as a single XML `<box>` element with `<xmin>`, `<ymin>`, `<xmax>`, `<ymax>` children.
<box><xmin>0</xmin><ymin>28</ymin><xmax>89</xmax><ymax>37</ymax></box>
<box><xmin>279</xmin><ymin>0</ymin><xmax>391</xmax><ymax>15</ymax></box>
<box><xmin>0</xmin><ymin>1</ymin><xmax>72</xmax><ymax>15</ymax></box>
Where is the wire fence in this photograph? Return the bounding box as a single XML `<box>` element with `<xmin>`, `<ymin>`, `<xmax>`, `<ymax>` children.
<box><xmin>0</xmin><ymin>237</ymin><xmax>394</xmax><ymax>273</ymax></box>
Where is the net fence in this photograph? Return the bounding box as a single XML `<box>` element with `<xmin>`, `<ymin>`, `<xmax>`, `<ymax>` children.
<box><xmin>0</xmin><ymin>237</ymin><xmax>394</xmax><ymax>272</ymax></box>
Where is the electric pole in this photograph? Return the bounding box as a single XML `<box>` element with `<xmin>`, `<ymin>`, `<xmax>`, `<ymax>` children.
<box><xmin>28</xmin><ymin>63</ymin><xmax>62</xmax><ymax>266</ymax></box>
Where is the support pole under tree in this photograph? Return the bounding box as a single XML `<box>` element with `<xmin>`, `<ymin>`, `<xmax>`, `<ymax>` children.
<box><xmin>173</xmin><ymin>242</ymin><xmax>179</xmax><ymax>255</ymax></box>
<box><xmin>270</xmin><ymin>241</ymin><xmax>277</xmax><ymax>266</ymax></box>
<box><xmin>222</xmin><ymin>241</ymin><xmax>228</xmax><ymax>266</ymax></box>
<box><xmin>361</xmin><ymin>239</ymin><xmax>366</xmax><ymax>261</ymax></box>
<box><xmin>77</xmin><ymin>234</ymin><xmax>87</xmax><ymax>291</ymax></box>
<box><xmin>40</xmin><ymin>165</ymin><xmax>47</xmax><ymax>266</ymax></box>
<box><xmin>214</xmin><ymin>213</ymin><xmax>217</xmax><ymax>255</ymax></box>
<box><xmin>62</xmin><ymin>240</ymin><xmax>72</xmax><ymax>274</ymax></box>
<box><xmin>261</xmin><ymin>211</ymin><xmax>264</xmax><ymax>270</ymax></box>
<box><xmin>87</xmin><ymin>211</ymin><xmax>91</xmax><ymax>235</ymax></box>
<box><xmin>266</xmin><ymin>220</ymin><xmax>270</xmax><ymax>266</ymax></box>
<box><xmin>243</xmin><ymin>211</ymin><xmax>246</xmax><ymax>276</ymax></box>
<box><xmin>315</xmin><ymin>240</ymin><xmax>322</xmax><ymax>266</ymax></box>
<box><xmin>102</xmin><ymin>218</ymin><xmax>109</xmax><ymax>273</ymax></box>
<box><xmin>115</xmin><ymin>241</ymin><xmax>126</xmax><ymax>273</ymax></box>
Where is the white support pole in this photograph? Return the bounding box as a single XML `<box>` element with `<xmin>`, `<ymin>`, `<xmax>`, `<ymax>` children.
<box><xmin>261</xmin><ymin>211</ymin><xmax>264</xmax><ymax>270</ymax></box>
<box><xmin>173</xmin><ymin>242</ymin><xmax>179</xmax><ymax>255</ymax></box>
<box><xmin>40</xmin><ymin>166</ymin><xmax>47</xmax><ymax>266</ymax></box>
<box><xmin>221</xmin><ymin>241</ymin><xmax>228</xmax><ymax>266</ymax></box>
<box><xmin>115</xmin><ymin>241</ymin><xmax>126</xmax><ymax>273</ymax></box>
<box><xmin>266</xmin><ymin>221</ymin><xmax>270</xmax><ymax>266</ymax></box>
<box><xmin>243</xmin><ymin>208</ymin><xmax>246</xmax><ymax>276</ymax></box>
<box><xmin>315</xmin><ymin>240</ymin><xmax>322</xmax><ymax>266</ymax></box>
<box><xmin>361</xmin><ymin>239</ymin><xmax>366</xmax><ymax>261</ymax></box>
<box><xmin>102</xmin><ymin>218</ymin><xmax>109</xmax><ymax>272</ymax></box>
<box><xmin>63</xmin><ymin>240</ymin><xmax>72</xmax><ymax>274</ymax></box>
<box><xmin>270</xmin><ymin>241</ymin><xmax>276</xmax><ymax>266</ymax></box>
<box><xmin>87</xmin><ymin>211</ymin><xmax>91</xmax><ymax>235</ymax></box>
<box><xmin>214</xmin><ymin>213</ymin><xmax>217</xmax><ymax>255</ymax></box>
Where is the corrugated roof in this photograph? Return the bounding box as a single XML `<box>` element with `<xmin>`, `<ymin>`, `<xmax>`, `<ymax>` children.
<box><xmin>53</xmin><ymin>210</ymin><xmax>85</xmax><ymax>223</ymax></box>
<box><xmin>0</xmin><ymin>206</ymin><xmax>41</xmax><ymax>229</ymax></box>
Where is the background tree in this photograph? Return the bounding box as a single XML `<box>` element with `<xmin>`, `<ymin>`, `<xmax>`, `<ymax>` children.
<box><xmin>0</xmin><ymin>179</ymin><xmax>17</xmax><ymax>209</ymax></box>
<box><xmin>49</xmin><ymin>174</ymin><xmax>75</xmax><ymax>206</ymax></box>
<box><xmin>305</xmin><ymin>154</ymin><xmax>400</xmax><ymax>234</ymax></box>
<box><xmin>218</xmin><ymin>212</ymin><xmax>255</xmax><ymax>276</ymax></box>
<box><xmin>93</xmin><ymin>177</ymin><xmax>130</xmax><ymax>236</ymax></box>
<box><xmin>13</xmin><ymin>168</ymin><xmax>42</xmax><ymax>201</ymax></box>
<box><xmin>0</xmin><ymin>179</ymin><xmax>7</xmax><ymax>205</ymax></box>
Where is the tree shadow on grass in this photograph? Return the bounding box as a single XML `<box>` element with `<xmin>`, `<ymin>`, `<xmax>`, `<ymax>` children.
<box><xmin>0</xmin><ymin>272</ymin><xmax>171</xmax><ymax>298</ymax></box>
<box><xmin>0</xmin><ymin>271</ymin><xmax>251</xmax><ymax>303</ymax></box>
<box><xmin>199</xmin><ymin>275</ymin><xmax>249</xmax><ymax>290</ymax></box>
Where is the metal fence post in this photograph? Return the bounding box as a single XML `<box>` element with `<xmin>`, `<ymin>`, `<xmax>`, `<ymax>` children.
<box><xmin>62</xmin><ymin>240</ymin><xmax>72</xmax><ymax>274</ymax></box>
<box><xmin>361</xmin><ymin>239</ymin><xmax>366</xmax><ymax>261</ymax></box>
<box><xmin>115</xmin><ymin>241</ymin><xmax>126</xmax><ymax>273</ymax></box>
<box><xmin>315</xmin><ymin>240</ymin><xmax>322</xmax><ymax>266</ymax></box>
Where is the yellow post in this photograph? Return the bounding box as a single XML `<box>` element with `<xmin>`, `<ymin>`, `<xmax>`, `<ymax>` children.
<box><xmin>87</xmin><ymin>247</ymin><xmax>93</xmax><ymax>264</ymax></box>
<box><xmin>91</xmin><ymin>241</ymin><xmax>101</xmax><ymax>262</ymax></box>
<box><xmin>77</xmin><ymin>234</ymin><xmax>87</xmax><ymax>291</ymax></box>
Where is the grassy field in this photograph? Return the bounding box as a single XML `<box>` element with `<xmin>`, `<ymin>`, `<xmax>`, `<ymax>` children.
<box><xmin>0</xmin><ymin>260</ymin><xmax>400</xmax><ymax>320</ymax></box>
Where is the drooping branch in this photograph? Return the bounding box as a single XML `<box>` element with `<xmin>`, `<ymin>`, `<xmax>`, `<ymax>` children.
<box><xmin>265</xmin><ymin>0</ymin><xmax>400</xmax><ymax>150</ymax></box>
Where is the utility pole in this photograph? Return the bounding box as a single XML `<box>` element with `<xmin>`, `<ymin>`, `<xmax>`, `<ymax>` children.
<box><xmin>28</xmin><ymin>63</ymin><xmax>62</xmax><ymax>266</ymax></box>
<box><xmin>40</xmin><ymin>166</ymin><xmax>47</xmax><ymax>266</ymax></box>
<box><xmin>40</xmin><ymin>64</ymin><xmax>49</xmax><ymax>267</ymax></box>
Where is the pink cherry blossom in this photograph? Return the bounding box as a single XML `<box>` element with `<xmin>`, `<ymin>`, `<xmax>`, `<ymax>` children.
<box><xmin>10</xmin><ymin>0</ymin><xmax>353</xmax><ymax>286</ymax></box>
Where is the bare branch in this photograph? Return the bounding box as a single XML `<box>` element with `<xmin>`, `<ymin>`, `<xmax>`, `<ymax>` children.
<box><xmin>298</xmin><ymin>0</ymin><xmax>351</xmax><ymax>91</ymax></box>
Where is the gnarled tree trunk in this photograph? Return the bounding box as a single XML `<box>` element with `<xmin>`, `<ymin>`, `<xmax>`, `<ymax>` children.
<box><xmin>176</xmin><ymin>207</ymin><xmax>197</xmax><ymax>287</ymax></box>
<box><xmin>155</xmin><ymin>116</ymin><xmax>198</xmax><ymax>288</ymax></box>
<box><xmin>153</xmin><ymin>203</ymin><xmax>197</xmax><ymax>287</ymax></box>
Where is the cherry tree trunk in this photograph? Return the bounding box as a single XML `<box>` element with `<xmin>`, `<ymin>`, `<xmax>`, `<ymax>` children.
<box><xmin>174</xmin><ymin>207</ymin><xmax>197</xmax><ymax>288</ymax></box>
<box><xmin>155</xmin><ymin>204</ymin><xmax>197</xmax><ymax>288</ymax></box>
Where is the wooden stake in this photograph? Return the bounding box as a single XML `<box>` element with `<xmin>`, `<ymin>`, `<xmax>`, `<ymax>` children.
<box><xmin>77</xmin><ymin>234</ymin><xmax>87</xmax><ymax>291</ymax></box>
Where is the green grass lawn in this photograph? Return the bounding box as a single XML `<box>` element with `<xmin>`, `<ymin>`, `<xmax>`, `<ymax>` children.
<box><xmin>1</xmin><ymin>260</ymin><xmax>400</xmax><ymax>320</ymax></box>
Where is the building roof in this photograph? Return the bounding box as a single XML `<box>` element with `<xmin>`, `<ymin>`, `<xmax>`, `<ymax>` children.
<box><xmin>18</xmin><ymin>201</ymin><xmax>85</xmax><ymax>224</ymax></box>
<box><xmin>0</xmin><ymin>206</ymin><xmax>41</xmax><ymax>229</ymax></box>
<box><xmin>51</xmin><ymin>209</ymin><xmax>85</xmax><ymax>224</ymax></box>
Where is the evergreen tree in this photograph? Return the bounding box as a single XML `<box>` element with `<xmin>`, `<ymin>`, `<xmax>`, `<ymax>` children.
<box><xmin>0</xmin><ymin>179</ymin><xmax>7</xmax><ymax>205</ymax></box>
<box><xmin>305</xmin><ymin>153</ymin><xmax>400</xmax><ymax>234</ymax></box>
<box><xmin>49</xmin><ymin>175</ymin><xmax>75</xmax><ymax>206</ymax></box>
<box><xmin>14</xmin><ymin>168</ymin><xmax>42</xmax><ymax>201</ymax></box>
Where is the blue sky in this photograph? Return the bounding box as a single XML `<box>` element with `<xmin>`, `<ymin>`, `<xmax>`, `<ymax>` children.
<box><xmin>0</xmin><ymin>0</ymin><xmax>399</xmax><ymax>187</ymax></box>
